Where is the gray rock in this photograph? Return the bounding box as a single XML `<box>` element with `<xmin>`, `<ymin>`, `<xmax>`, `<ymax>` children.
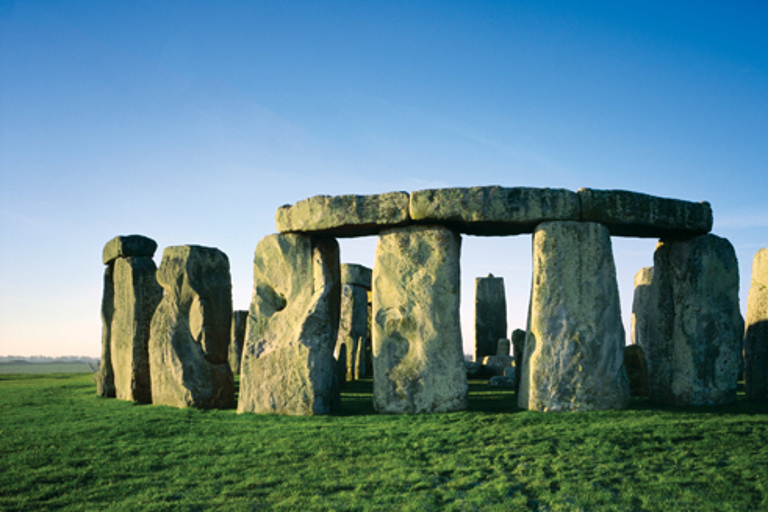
<box><xmin>519</xmin><ymin>221</ymin><xmax>630</xmax><ymax>412</ymax></box>
<box><xmin>103</xmin><ymin>235</ymin><xmax>158</xmax><ymax>265</ymax></box>
<box><xmin>488</xmin><ymin>375</ymin><xmax>516</xmax><ymax>389</ymax></box>
<box><xmin>409</xmin><ymin>186</ymin><xmax>580</xmax><ymax>236</ymax></box>
<box><xmin>511</xmin><ymin>328</ymin><xmax>526</xmax><ymax>392</ymax></box>
<box><xmin>465</xmin><ymin>360</ymin><xmax>482</xmax><ymax>376</ymax></box>
<box><xmin>647</xmin><ymin>234</ymin><xmax>741</xmax><ymax>406</ymax></box>
<box><xmin>354</xmin><ymin>336</ymin><xmax>367</xmax><ymax>379</ymax></box>
<box><xmin>481</xmin><ymin>355</ymin><xmax>515</xmax><ymax>376</ymax></box>
<box><xmin>149</xmin><ymin>245</ymin><xmax>235</xmax><ymax>409</ymax></box>
<box><xmin>372</xmin><ymin>225</ymin><xmax>468</xmax><ymax>413</ymax></box>
<box><xmin>341</xmin><ymin>263</ymin><xmax>372</xmax><ymax>289</ymax></box>
<box><xmin>578</xmin><ymin>188</ymin><xmax>712</xmax><ymax>238</ymax></box>
<box><xmin>745</xmin><ymin>248</ymin><xmax>768</xmax><ymax>400</ymax></box>
<box><xmin>474</xmin><ymin>274</ymin><xmax>507</xmax><ymax>360</ymax></box>
<box><xmin>228</xmin><ymin>310</ymin><xmax>248</xmax><ymax>376</ymax></box>
<box><xmin>497</xmin><ymin>338</ymin><xmax>511</xmax><ymax>357</ymax></box>
<box><xmin>335</xmin><ymin>280</ymin><xmax>370</xmax><ymax>381</ymax></box>
<box><xmin>632</xmin><ymin>267</ymin><xmax>655</xmax><ymax>347</ymax></box>
<box><xmin>624</xmin><ymin>344</ymin><xmax>649</xmax><ymax>397</ymax></box>
<box><xmin>111</xmin><ymin>257</ymin><xmax>162</xmax><ymax>403</ymax></box>
<box><xmin>275</xmin><ymin>192</ymin><xmax>410</xmax><ymax>237</ymax></box>
<box><xmin>94</xmin><ymin>264</ymin><xmax>116</xmax><ymax>398</ymax></box>
<box><xmin>238</xmin><ymin>234</ymin><xmax>340</xmax><ymax>415</ymax></box>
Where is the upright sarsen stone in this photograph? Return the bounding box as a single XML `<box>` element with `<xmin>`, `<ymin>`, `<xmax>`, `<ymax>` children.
<box><xmin>632</xmin><ymin>267</ymin><xmax>655</xmax><ymax>348</ymax></box>
<box><xmin>648</xmin><ymin>235</ymin><xmax>741</xmax><ymax>405</ymax></box>
<box><xmin>238</xmin><ymin>234</ymin><xmax>340</xmax><ymax>415</ymax></box>
<box><xmin>745</xmin><ymin>248</ymin><xmax>768</xmax><ymax>400</ymax></box>
<box><xmin>474</xmin><ymin>274</ymin><xmax>507</xmax><ymax>360</ymax></box>
<box><xmin>372</xmin><ymin>225</ymin><xmax>468</xmax><ymax>414</ymax></box>
<box><xmin>94</xmin><ymin>264</ymin><xmax>116</xmax><ymax>398</ymax></box>
<box><xmin>149</xmin><ymin>246</ymin><xmax>235</xmax><ymax>409</ymax></box>
<box><xmin>519</xmin><ymin>221</ymin><xmax>629</xmax><ymax>412</ymax></box>
<box><xmin>335</xmin><ymin>264</ymin><xmax>372</xmax><ymax>381</ymax></box>
<box><xmin>228</xmin><ymin>310</ymin><xmax>248</xmax><ymax>376</ymax></box>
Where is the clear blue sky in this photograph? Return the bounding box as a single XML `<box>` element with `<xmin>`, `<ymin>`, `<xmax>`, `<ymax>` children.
<box><xmin>1</xmin><ymin>1</ymin><xmax>766</xmax><ymax>357</ymax></box>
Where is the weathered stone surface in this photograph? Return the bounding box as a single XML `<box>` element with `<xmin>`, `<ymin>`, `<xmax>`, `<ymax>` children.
<box><xmin>624</xmin><ymin>344</ymin><xmax>649</xmax><ymax>397</ymax></box>
<box><xmin>647</xmin><ymin>235</ymin><xmax>741</xmax><ymax>406</ymax></box>
<box><xmin>334</xmin><ymin>280</ymin><xmax>370</xmax><ymax>381</ymax></box>
<box><xmin>228</xmin><ymin>310</ymin><xmax>248</xmax><ymax>376</ymax></box>
<box><xmin>511</xmin><ymin>328</ymin><xmax>526</xmax><ymax>392</ymax></box>
<box><xmin>497</xmin><ymin>338</ymin><xmax>511</xmax><ymax>356</ymax></box>
<box><xmin>355</xmin><ymin>336</ymin><xmax>367</xmax><ymax>379</ymax></box>
<box><xmin>238</xmin><ymin>234</ymin><xmax>340</xmax><ymax>415</ymax></box>
<box><xmin>111</xmin><ymin>257</ymin><xmax>162</xmax><ymax>403</ymax></box>
<box><xmin>103</xmin><ymin>235</ymin><xmax>158</xmax><ymax>265</ymax></box>
<box><xmin>488</xmin><ymin>375</ymin><xmax>516</xmax><ymax>388</ymax></box>
<box><xmin>341</xmin><ymin>263</ymin><xmax>372</xmax><ymax>288</ymax></box>
<box><xmin>409</xmin><ymin>186</ymin><xmax>580</xmax><ymax>236</ymax></box>
<box><xmin>149</xmin><ymin>245</ymin><xmax>235</xmax><ymax>409</ymax></box>
<box><xmin>372</xmin><ymin>225</ymin><xmax>468</xmax><ymax>413</ymax></box>
<box><xmin>519</xmin><ymin>221</ymin><xmax>630</xmax><ymax>412</ymax></box>
<box><xmin>465</xmin><ymin>361</ymin><xmax>482</xmax><ymax>376</ymax></box>
<box><xmin>481</xmin><ymin>355</ymin><xmax>515</xmax><ymax>376</ymax></box>
<box><xmin>578</xmin><ymin>188</ymin><xmax>712</xmax><ymax>238</ymax></box>
<box><xmin>632</xmin><ymin>267</ymin><xmax>655</xmax><ymax>347</ymax></box>
<box><xmin>94</xmin><ymin>264</ymin><xmax>116</xmax><ymax>398</ymax></box>
<box><xmin>275</xmin><ymin>192</ymin><xmax>410</xmax><ymax>237</ymax></box>
<box><xmin>745</xmin><ymin>248</ymin><xmax>768</xmax><ymax>400</ymax></box>
<box><xmin>474</xmin><ymin>274</ymin><xmax>507</xmax><ymax>360</ymax></box>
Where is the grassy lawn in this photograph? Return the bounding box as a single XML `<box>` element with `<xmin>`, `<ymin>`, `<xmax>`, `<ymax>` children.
<box><xmin>1</xmin><ymin>373</ymin><xmax>767</xmax><ymax>511</ymax></box>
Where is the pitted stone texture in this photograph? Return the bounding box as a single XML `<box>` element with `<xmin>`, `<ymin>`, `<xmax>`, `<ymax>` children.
<box><xmin>578</xmin><ymin>188</ymin><xmax>712</xmax><ymax>238</ymax></box>
<box><xmin>474</xmin><ymin>274</ymin><xmax>507</xmax><ymax>360</ymax></box>
<box><xmin>238</xmin><ymin>234</ymin><xmax>340</xmax><ymax>415</ymax></box>
<box><xmin>149</xmin><ymin>245</ymin><xmax>235</xmax><ymax>409</ymax></box>
<box><xmin>341</xmin><ymin>263</ymin><xmax>372</xmax><ymax>288</ymax></box>
<box><xmin>624</xmin><ymin>344</ymin><xmax>649</xmax><ymax>397</ymax></box>
<box><xmin>94</xmin><ymin>264</ymin><xmax>116</xmax><ymax>398</ymax></box>
<box><xmin>519</xmin><ymin>221</ymin><xmax>630</xmax><ymax>412</ymax></box>
<box><xmin>745</xmin><ymin>248</ymin><xmax>768</xmax><ymax>400</ymax></box>
<box><xmin>647</xmin><ymin>235</ymin><xmax>741</xmax><ymax>406</ymax></box>
<box><xmin>228</xmin><ymin>310</ymin><xmax>248</xmax><ymax>376</ymax></box>
<box><xmin>372</xmin><ymin>225</ymin><xmax>468</xmax><ymax>414</ymax></box>
<box><xmin>410</xmin><ymin>186</ymin><xmax>580</xmax><ymax>236</ymax></box>
<box><xmin>111</xmin><ymin>257</ymin><xmax>162</xmax><ymax>403</ymax></box>
<box><xmin>632</xmin><ymin>267</ymin><xmax>655</xmax><ymax>348</ymax></box>
<box><xmin>103</xmin><ymin>235</ymin><xmax>158</xmax><ymax>265</ymax></box>
<box><xmin>335</xmin><ymin>282</ymin><xmax>369</xmax><ymax>381</ymax></box>
<box><xmin>275</xmin><ymin>192</ymin><xmax>410</xmax><ymax>237</ymax></box>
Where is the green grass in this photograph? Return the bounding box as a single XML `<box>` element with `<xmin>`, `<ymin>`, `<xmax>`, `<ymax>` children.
<box><xmin>1</xmin><ymin>374</ymin><xmax>767</xmax><ymax>511</ymax></box>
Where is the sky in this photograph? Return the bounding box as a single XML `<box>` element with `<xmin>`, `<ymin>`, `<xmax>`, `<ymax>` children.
<box><xmin>1</xmin><ymin>1</ymin><xmax>767</xmax><ymax>358</ymax></box>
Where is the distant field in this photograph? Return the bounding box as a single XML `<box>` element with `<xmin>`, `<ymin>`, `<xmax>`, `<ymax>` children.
<box><xmin>1</xmin><ymin>373</ymin><xmax>767</xmax><ymax>511</ymax></box>
<box><xmin>0</xmin><ymin>361</ymin><xmax>97</xmax><ymax>374</ymax></box>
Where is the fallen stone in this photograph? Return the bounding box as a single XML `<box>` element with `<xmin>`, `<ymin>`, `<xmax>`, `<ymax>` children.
<box><xmin>103</xmin><ymin>235</ymin><xmax>158</xmax><ymax>265</ymax></box>
<box><xmin>409</xmin><ymin>186</ymin><xmax>580</xmax><ymax>235</ymax></box>
<box><xmin>238</xmin><ymin>234</ymin><xmax>340</xmax><ymax>415</ymax></box>
<box><xmin>228</xmin><ymin>310</ymin><xmax>248</xmax><ymax>376</ymax></box>
<box><xmin>745</xmin><ymin>247</ymin><xmax>768</xmax><ymax>401</ymax></box>
<box><xmin>465</xmin><ymin>361</ymin><xmax>482</xmax><ymax>376</ymax></box>
<box><xmin>474</xmin><ymin>274</ymin><xmax>507</xmax><ymax>360</ymax></box>
<box><xmin>578</xmin><ymin>188</ymin><xmax>712</xmax><ymax>238</ymax></box>
<box><xmin>341</xmin><ymin>263</ymin><xmax>372</xmax><ymax>289</ymax></box>
<box><xmin>275</xmin><ymin>192</ymin><xmax>410</xmax><ymax>237</ymax></box>
<box><xmin>94</xmin><ymin>264</ymin><xmax>116</xmax><ymax>398</ymax></box>
<box><xmin>149</xmin><ymin>245</ymin><xmax>235</xmax><ymax>409</ymax></box>
<box><xmin>488</xmin><ymin>375</ymin><xmax>516</xmax><ymax>389</ymax></box>
<box><xmin>481</xmin><ymin>355</ymin><xmax>515</xmax><ymax>377</ymax></box>
<box><xmin>519</xmin><ymin>221</ymin><xmax>630</xmax><ymax>412</ymax></box>
<box><xmin>372</xmin><ymin>225</ymin><xmax>468</xmax><ymax>413</ymax></box>
<box><xmin>624</xmin><ymin>344</ymin><xmax>649</xmax><ymax>397</ymax></box>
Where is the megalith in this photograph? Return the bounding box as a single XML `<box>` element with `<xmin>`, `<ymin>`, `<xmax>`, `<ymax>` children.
<box><xmin>335</xmin><ymin>264</ymin><xmax>372</xmax><ymax>381</ymax></box>
<box><xmin>745</xmin><ymin>247</ymin><xmax>768</xmax><ymax>400</ymax></box>
<box><xmin>647</xmin><ymin>234</ymin><xmax>741</xmax><ymax>406</ymax></box>
<box><xmin>372</xmin><ymin>225</ymin><xmax>468</xmax><ymax>414</ymax></box>
<box><xmin>624</xmin><ymin>344</ymin><xmax>649</xmax><ymax>397</ymax></box>
<box><xmin>228</xmin><ymin>310</ymin><xmax>248</xmax><ymax>376</ymax></box>
<box><xmin>474</xmin><ymin>274</ymin><xmax>507</xmax><ymax>360</ymax></box>
<box><xmin>519</xmin><ymin>221</ymin><xmax>629</xmax><ymax>412</ymax></box>
<box><xmin>632</xmin><ymin>267</ymin><xmax>655</xmax><ymax>348</ymax></box>
<box><xmin>511</xmin><ymin>328</ymin><xmax>526</xmax><ymax>392</ymax></box>
<box><xmin>238</xmin><ymin>234</ymin><xmax>340</xmax><ymax>416</ymax></box>
<box><xmin>94</xmin><ymin>264</ymin><xmax>116</xmax><ymax>398</ymax></box>
<box><xmin>497</xmin><ymin>338</ymin><xmax>511</xmax><ymax>356</ymax></box>
<box><xmin>148</xmin><ymin>245</ymin><xmax>235</xmax><ymax>409</ymax></box>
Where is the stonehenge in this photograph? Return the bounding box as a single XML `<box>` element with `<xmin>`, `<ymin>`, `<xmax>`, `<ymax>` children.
<box><xmin>228</xmin><ymin>310</ymin><xmax>248</xmax><ymax>375</ymax></box>
<box><xmin>99</xmin><ymin>185</ymin><xmax>751</xmax><ymax>414</ymax></box>
<box><xmin>745</xmin><ymin>248</ymin><xmax>768</xmax><ymax>400</ymax></box>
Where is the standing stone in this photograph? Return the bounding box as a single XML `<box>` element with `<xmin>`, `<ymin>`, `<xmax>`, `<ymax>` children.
<box><xmin>632</xmin><ymin>267</ymin><xmax>655</xmax><ymax>348</ymax></box>
<box><xmin>112</xmin><ymin>257</ymin><xmax>163</xmax><ymax>403</ymax></box>
<box><xmin>372</xmin><ymin>225</ymin><xmax>468</xmax><ymax>413</ymax></box>
<box><xmin>238</xmin><ymin>234</ymin><xmax>340</xmax><ymax>416</ymax></box>
<box><xmin>511</xmin><ymin>328</ymin><xmax>526</xmax><ymax>392</ymax></box>
<box><xmin>624</xmin><ymin>344</ymin><xmax>649</xmax><ymax>397</ymax></box>
<box><xmin>647</xmin><ymin>235</ymin><xmax>741</xmax><ymax>406</ymax></box>
<box><xmin>335</xmin><ymin>264</ymin><xmax>372</xmax><ymax>381</ymax></box>
<box><xmin>228</xmin><ymin>310</ymin><xmax>248</xmax><ymax>376</ymax></box>
<box><xmin>149</xmin><ymin>246</ymin><xmax>235</xmax><ymax>409</ymax></box>
<box><xmin>497</xmin><ymin>338</ymin><xmax>511</xmax><ymax>356</ymax></box>
<box><xmin>354</xmin><ymin>336</ymin><xmax>366</xmax><ymax>379</ymax></box>
<box><xmin>519</xmin><ymin>221</ymin><xmax>629</xmax><ymax>412</ymax></box>
<box><xmin>745</xmin><ymin>248</ymin><xmax>768</xmax><ymax>400</ymax></box>
<box><xmin>94</xmin><ymin>264</ymin><xmax>116</xmax><ymax>398</ymax></box>
<box><xmin>474</xmin><ymin>274</ymin><xmax>507</xmax><ymax>360</ymax></box>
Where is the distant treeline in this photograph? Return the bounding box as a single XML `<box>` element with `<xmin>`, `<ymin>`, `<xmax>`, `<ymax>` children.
<box><xmin>0</xmin><ymin>355</ymin><xmax>100</xmax><ymax>364</ymax></box>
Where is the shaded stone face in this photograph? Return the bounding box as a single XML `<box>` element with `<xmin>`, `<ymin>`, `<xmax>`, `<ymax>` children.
<box><xmin>632</xmin><ymin>267</ymin><xmax>655</xmax><ymax>348</ymax></box>
<box><xmin>624</xmin><ymin>344</ymin><xmax>649</xmax><ymax>397</ymax></box>
<box><xmin>745</xmin><ymin>247</ymin><xmax>768</xmax><ymax>400</ymax></box>
<box><xmin>372</xmin><ymin>225</ymin><xmax>468</xmax><ymax>414</ymax></box>
<box><xmin>149</xmin><ymin>245</ymin><xmax>235</xmax><ymax>409</ymax></box>
<box><xmin>238</xmin><ymin>233</ymin><xmax>340</xmax><ymax>416</ymax></box>
<box><xmin>335</xmin><ymin>283</ymin><xmax>369</xmax><ymax>381</ymax></box>
<box><xmin>519</xmin><ymin>221</ymin><xmax>630</xmax><ymax>412</ymax></box>
<box><xmin>341</xmin><ymin>263</ymin><xmax>372</xmax><ymax>288</ymax></box>
<box><xmin>94</xmin><ymin>264</ymin><xmax>116</xmax><ymax>398</ymax></box>
<box><xmin>103</xmin><ymin>235</ymin><xmax>158</xmax><ymax>265</ymax></box>
<box><xmin>647</xmin><ymin>234</ymin><xmax>741</xmax><ymax>406</ymax></box>
<box><xmin>474</xmin><ymin>275</ymin><xmax>507</xmax><ymax>360</ymax></box>
<box><xmin>511</xmin><ymin>328</ymin><xmax>526</xmax><ymax>392</ymax></box>
<box><xmin>228</xmin><ymin>310</ymin><xmax>248</xmax><ymax>376</ymax></box>
<box><xmin>496</xmin><ymin>338</ymin><xmax>511</xmax><ymax>357</ymax></box>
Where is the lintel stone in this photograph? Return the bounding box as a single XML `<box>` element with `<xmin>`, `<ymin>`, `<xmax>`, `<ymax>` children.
<box><xmin>103</xmin><ymin>235</ymin><xmax>158</xmax><ymax>264</ymax></box>
<box><xmin>341</xmin><ymin>263</ymin><xmax>372</xmax><ymax>288</ymax></box>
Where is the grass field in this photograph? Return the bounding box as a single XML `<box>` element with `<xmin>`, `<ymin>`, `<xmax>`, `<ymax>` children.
<box><xmin>1</xmin><ymin>373</ymin><xmax>767</xmax><ymax>511</ymax></box>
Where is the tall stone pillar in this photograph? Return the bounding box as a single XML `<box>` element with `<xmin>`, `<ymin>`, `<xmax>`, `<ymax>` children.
<box><xmin>745</xmin><ymin>247</ymin><xmax>768</xmax><ymax>400</ymax></box>
<box><xmin>94</xmin><ymin>264</ymin><xmax>116</xmax><ymax>398</ymax></box>
<box><xmin>632</xmin><ymin>267</ymin><xmax>655</xmax><ymax>348</ymax></box>
<box><xmin>149</xmin><ymin>245</ymin><xmax>235</xmax><ymax>409</ymax></box>
<box><xmin>647</xmin><ymin>234</ymin><xmax>741</xmax><ymax>405</ymax></box>
<box><xmin>372</xmin><ymin>225</ymin><xmax>468</xmax><ymax>414</ymax></box>
<box><xmin>238</xmin><ymin>234</ymin><xmax>340</xmax><ymax>415</ymax></box>
<box><xmin>519</xmin><ymin>221</ymin><xmax>629</xmax><ymax>412</ymax></box>
<box><xmin>228</xmin><ymin>310</ymin><xmax>248</xmax><ymax>376</ymax></box>
<box><xmin>335</xmin><ymin>264</ymin><xmax>372</xmax><ymax>381</ymax></box>
<box><xmin>96</xmin><ymin>235</ymin><xmax>161</xmax><ymax>403</ymax></box>
<box><xmin>474</xmin><ymin>274</ymin><xmax>507</xmax><ymax>361</ymax></box>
